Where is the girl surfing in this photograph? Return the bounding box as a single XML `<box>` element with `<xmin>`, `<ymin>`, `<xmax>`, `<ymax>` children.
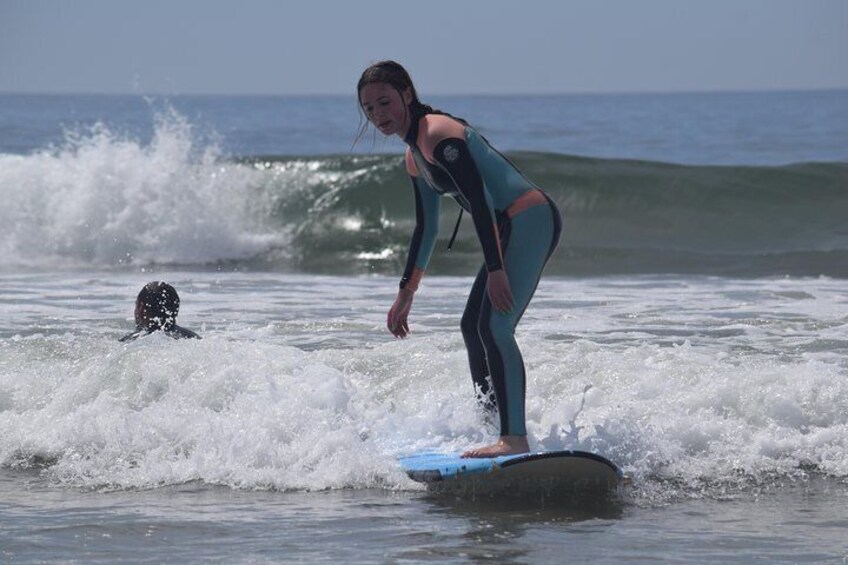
<box><xmin>357</xmin><ymin>61</ymin><xmax>562</xmax><ymax>458</ymax></box>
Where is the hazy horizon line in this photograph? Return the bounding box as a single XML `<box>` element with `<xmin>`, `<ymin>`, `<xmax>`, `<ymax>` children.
<box><xmin>2</xmin><ymin>86</ymin><xmax>847</xmax><ymax>98</ymax></box>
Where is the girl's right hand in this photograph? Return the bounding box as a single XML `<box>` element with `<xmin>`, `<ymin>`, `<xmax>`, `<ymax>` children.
<box><xmin>387</xmin><ymin>289</ymin><xmax>415</xmax><ymax>338</ymax></box>
<box><xmin>486</xmin><ymin>269</ymin><xmax>515</xmax><ymax>314</ymax></box>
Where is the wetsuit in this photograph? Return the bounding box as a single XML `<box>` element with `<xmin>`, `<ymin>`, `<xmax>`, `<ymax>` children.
<box><xmin>401</xmin><ymin>109</ymin><xmax>562</xmax><ymax>437</ymax></box>
<box><xmin>119</xmin><ymin>325</ymin><xmax>201</xmax><ymax>342</ymax></box>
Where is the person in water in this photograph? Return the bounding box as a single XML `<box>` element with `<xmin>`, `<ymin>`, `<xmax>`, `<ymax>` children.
<box><xmin>119</xmin><ymin>281</ymin><xmax>201</xmax><ymax>342</ymax></box>
<box><xmin>357</xmin><ymin>61</ymin><xmax>562</xmax><ymax>458</ymax></box>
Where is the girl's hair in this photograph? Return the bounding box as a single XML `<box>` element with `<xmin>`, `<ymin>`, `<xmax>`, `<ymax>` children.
<box><xmin>357</xmin><ymin>60</ymin><xmax>434</xmax><ymax>115</ymax></box>
<box><xmin>354</xmin><ymin>60</ymin><xmax>465</xmax><ymax>147</ymax></box>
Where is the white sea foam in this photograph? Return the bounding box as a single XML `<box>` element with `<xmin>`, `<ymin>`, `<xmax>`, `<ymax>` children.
<box><xmin>1</xmin><ymin>274</ymin><xmax>846</xmax><ymax>499</ymax></box>
<box><xmin>0</xmin><ymin>334</ymin><xmax>402</xmax><ymax>491</ymax></box>
<box><xmin>0</xmin><ymin>109</ymin><xmax>282</xmax><ymax>268</ymax></box>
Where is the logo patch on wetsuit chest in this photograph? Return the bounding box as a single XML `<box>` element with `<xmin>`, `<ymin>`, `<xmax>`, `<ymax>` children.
<box><xmin>443</xmin><ymin>143</ymin><xmax>460</xmax><ymax>163</ymax></box>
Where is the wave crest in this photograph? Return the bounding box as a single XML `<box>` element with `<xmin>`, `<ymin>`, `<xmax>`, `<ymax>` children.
<box><xmin>0</xmin><ymin>108</ymin><xmax>281</xmax><ymax>268</ymax></box>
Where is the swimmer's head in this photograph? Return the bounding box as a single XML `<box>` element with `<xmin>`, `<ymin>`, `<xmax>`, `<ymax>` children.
<box><xmin>134</xmin><ymin>281</ymin><xmax>180</xmax><ymax>331</ymax></box>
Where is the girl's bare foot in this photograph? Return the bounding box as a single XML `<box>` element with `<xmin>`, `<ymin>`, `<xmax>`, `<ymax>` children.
<box><xmin>461</xmin><ymin>435</ymin><xmax>530</xmax><ymax>458</ymax></box>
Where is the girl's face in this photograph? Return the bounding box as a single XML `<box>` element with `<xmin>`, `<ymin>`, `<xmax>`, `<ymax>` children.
<box><xmin>359</xmin><ymin>82</ymin><xmax>413</xmax><ymax>138</ymax></box>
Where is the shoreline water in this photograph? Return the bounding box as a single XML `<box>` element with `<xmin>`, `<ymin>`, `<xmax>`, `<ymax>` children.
<box><xmin>2</xmin><ymin>467</ymin><xmax>846</xmax><ymax>563</ymax></box>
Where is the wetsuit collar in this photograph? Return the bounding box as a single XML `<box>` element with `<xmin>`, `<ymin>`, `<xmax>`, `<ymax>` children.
<box><xmin>404</xmin><ymin>105</ymin><xmax>426</xmax><ymax>146</ymax></box>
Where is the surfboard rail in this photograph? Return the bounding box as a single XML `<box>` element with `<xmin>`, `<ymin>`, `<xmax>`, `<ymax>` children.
<box><xmin>399</xmin><ymin>449</ymin><xmax>623</xmax><ymax>486</ymax></box>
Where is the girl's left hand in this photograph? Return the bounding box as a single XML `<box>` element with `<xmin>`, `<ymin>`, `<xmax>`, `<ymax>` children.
<box><xmin>487</xmin><ymin>269</ymin><xmax>515</xmax><ymax>314</ymax></box>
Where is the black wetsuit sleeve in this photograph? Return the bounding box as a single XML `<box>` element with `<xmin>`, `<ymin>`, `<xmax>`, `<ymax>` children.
<box><xmin>171</xmin><ymin>325</ymin><xmax>201</xmax><ymax>339</ymax></box>
<box><xmin>400</xmin><ymin>175</ymin><xmax>440</xmax><ymax>289</ymax></box>
<box><xmin>432</xmin><ymin>137</ymin><xmax>503</xmax><ymax>272</ymax></box>
<box><xmin>118</xmin><ymin>330</ymin><xmax>142</xmax><ymax>342</ymax></box>
<box><xmin>120</xmin><ymin>326</ymin><xmax>200</xmax><ymax>341</ymax></box>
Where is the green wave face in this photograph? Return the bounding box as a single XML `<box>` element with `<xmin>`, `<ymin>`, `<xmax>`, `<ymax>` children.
<box><xmin>247</xmin><ymin>153</ymin><xmax>848</xmax><ymax>277</ymax></box>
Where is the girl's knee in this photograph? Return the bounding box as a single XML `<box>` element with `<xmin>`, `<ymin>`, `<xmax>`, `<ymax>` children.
<box><xmin>479</xmin><ymin>317</ymin><xmax>515</xmax><ymax>351</ymax></box>
<box><xmin>460</xmin><ymin>310</ymin><xmax>480</xmax><ymax>342</ymax></box>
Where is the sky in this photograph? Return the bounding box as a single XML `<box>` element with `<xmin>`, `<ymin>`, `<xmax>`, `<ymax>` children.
<box><xmin>0</xmin><ymin>0</ymin><xmax>845</xmax><ymax>95</ymax></box>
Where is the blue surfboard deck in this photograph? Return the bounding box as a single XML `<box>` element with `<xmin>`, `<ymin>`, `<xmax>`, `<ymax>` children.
<box><xmin>399</xmin><ymin>450</ymin><xmax>622</xmax><ymax>489</ymax></box>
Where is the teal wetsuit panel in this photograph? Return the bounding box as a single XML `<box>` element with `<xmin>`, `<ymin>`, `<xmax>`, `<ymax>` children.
<box><xmin>409</xmin><ymin>176</ymin><xmax>441</xmax><ymax>273</ymax></box>
<box><xmin>463</xmin><ymin>127</ymin><xmax>533</xmax><ymax>210</ymax></box>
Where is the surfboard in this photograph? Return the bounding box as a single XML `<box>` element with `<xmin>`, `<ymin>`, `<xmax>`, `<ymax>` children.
<box><xmin>398</xmin><ymin>450</ymin><xmax>623</xmax><ymax>497</ymax></box>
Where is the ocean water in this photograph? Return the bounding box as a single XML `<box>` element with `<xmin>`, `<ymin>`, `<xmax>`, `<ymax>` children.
<box><xmin>1</xmin><ymin>92</ymin><xmax>846</xmax><ymax>278</ymax></box>
<box><xmin>1</xmin><ymin>91</ymin><xmax>847</xmax><ymax>562</ymax></box>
